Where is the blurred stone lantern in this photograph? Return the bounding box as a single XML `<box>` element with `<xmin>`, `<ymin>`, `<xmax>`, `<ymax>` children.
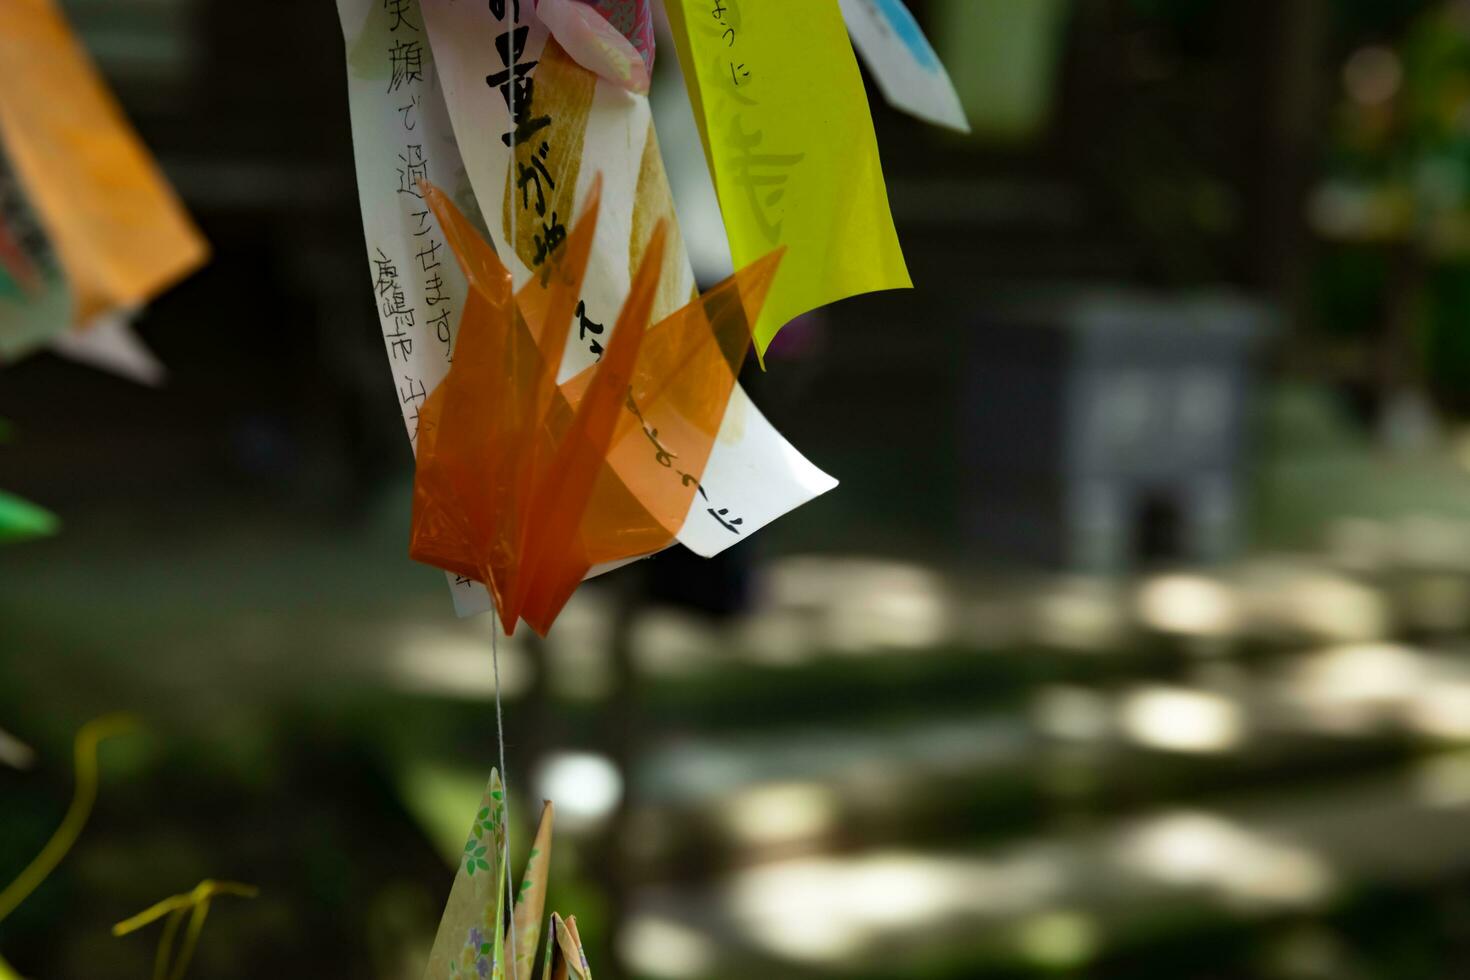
<box><xmin>964</xmin><ymin>291</ymin><xmax>1270</xmax><ymax>574</ymax></box>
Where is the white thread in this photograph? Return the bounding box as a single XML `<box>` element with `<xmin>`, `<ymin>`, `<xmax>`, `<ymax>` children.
<box><xmin>490</xmin><ymin>608</ymin><xmax>519</xmax><ymax>979</ymax></box>
<box><xmin>498</xmin><ymin>3</ymin><xmax>521</xmax><ymax>972</ymax></box>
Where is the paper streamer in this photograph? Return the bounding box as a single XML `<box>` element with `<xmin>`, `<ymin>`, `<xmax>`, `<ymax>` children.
<box><xmin>337</xmin><ymin>0</ymin><xmax>505</xmax><ymax>616</ymax></box>
<box><xmin>840</xmin><ymin>0</ymin><xmax>970</xmax><ymax>132</ymax></box>
<box><xmin>665</xmin><ymin>0</ymin><xmax>911</xmax><ymax>360</ymax></box>
<box><xmin>420</xmin><ymin>0</ymin><xmax>837</xmax><ymax>562</ymax></box>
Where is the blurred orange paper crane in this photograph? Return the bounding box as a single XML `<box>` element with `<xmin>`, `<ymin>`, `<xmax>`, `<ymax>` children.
<box><xmin>409</xmin><ymin>175</ymin><xmax>783</xmax><ymax>636</ymax></box>
<box><xmin>0</xmin><ymin>0</ymin><xmax>206</xmax><ymax>324</ymax></box>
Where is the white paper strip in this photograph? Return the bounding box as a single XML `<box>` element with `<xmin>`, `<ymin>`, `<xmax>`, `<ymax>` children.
<box><xmin>50</xmin><ymin>310</ymin><xmax>165</xmax><ymax>386</ymax></box>
<box><xmin>420</xmin><ymin>0</ymin><xmax>836</xmax><ymax>560</ymax></box>
<box><xmin>840</xmin><ymin>0</ymin><xmax>971</xmax><ymax>133</ymax></box>
<box><xmin>337</xmin><ymin>0</ymin><xmax>493</xmax><ymax>617</ymax></box>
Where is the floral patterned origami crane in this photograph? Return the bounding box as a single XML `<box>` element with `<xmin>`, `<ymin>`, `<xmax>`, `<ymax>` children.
<box><xmin>426</xmin><ymin>771</ymin><xmax>591</xmax><ymax>980</ymax></box>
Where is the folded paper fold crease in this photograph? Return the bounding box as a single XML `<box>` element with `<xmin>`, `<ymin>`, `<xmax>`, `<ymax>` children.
<box><xmin>410</xmin><ymin>176</ymin><xmax>782</xmax><ymax>635</ymax></box>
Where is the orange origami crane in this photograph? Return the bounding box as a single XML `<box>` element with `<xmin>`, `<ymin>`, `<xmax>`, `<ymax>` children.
<box><xmin>410</xmin><ymin>175</ymin><xmax>782</xmax><ymax>636</ymax></box>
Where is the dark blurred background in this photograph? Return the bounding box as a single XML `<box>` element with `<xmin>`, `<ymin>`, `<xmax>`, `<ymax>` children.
<box><xmin>12</xmin><ymin>0</ymin><xmax>1470</xmax><ymax>977</ymax></box>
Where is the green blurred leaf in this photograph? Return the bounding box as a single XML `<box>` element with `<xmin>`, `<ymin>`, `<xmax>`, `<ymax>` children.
<box><xmin>0</xmin><ymin>490</ymin><xmax>58</xmax><ymax>543</ymax></box>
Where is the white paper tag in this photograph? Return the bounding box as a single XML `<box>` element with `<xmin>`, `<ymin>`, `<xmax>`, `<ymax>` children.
<box><xmin>338</xmin><ymin>0</ymin><xmax>498</xmax><ymax>616</ymax></box>
<box><xmin>337</xmin><ymin>0</ymin><xmax>471</xmax><ymax>442</ymax></box>
<box><xmin>840</xmin><ymin>0</ymin><xmax>970</xmax><ymax>133</ymax></box>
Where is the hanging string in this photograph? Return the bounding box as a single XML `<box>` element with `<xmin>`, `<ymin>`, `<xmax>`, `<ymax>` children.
<box><xmin>498</xmin><ymin>3</ymin><xmax>522</xmax><ymax>975</ymax></box>
<box><xmin>490</xmin><ymin>608</ymin><xmax>520</xmax><ymax>979</ymax></box>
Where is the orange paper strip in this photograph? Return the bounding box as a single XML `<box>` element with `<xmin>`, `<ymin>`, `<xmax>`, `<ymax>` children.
<box><xmin>0</xmin><ymin>0</ymin><xmax>207</xmax><ymax>324</ymax></box>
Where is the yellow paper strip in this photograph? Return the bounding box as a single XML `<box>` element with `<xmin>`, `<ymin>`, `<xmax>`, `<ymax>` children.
<box><xmin>666</xmin><ymin>0</ymin><xmax>910</xmax><ymax>360</ymax></box>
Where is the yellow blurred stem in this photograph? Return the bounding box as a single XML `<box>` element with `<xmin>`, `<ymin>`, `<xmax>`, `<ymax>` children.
<box><xmin>112</xmin><ymin>879</ymin><xmax>258</xmax><ymax>980</ymax></box>
<box><xmin>0</xmin><ymin>713</ymin><xmax>140</xmax><ymax>924</ymax></box>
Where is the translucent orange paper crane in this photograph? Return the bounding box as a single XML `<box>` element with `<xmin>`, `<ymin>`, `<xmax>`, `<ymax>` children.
<box><xmin>410</xmin><ymin>175</ymin><xmax>783</xmax><ymax>636</ymax></box>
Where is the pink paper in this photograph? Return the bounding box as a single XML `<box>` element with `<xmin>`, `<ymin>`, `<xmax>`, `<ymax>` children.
<box><xmin>533</xmin><ymin>0</ymin><xmax>654</xmax><ymax>92</ymax></box>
